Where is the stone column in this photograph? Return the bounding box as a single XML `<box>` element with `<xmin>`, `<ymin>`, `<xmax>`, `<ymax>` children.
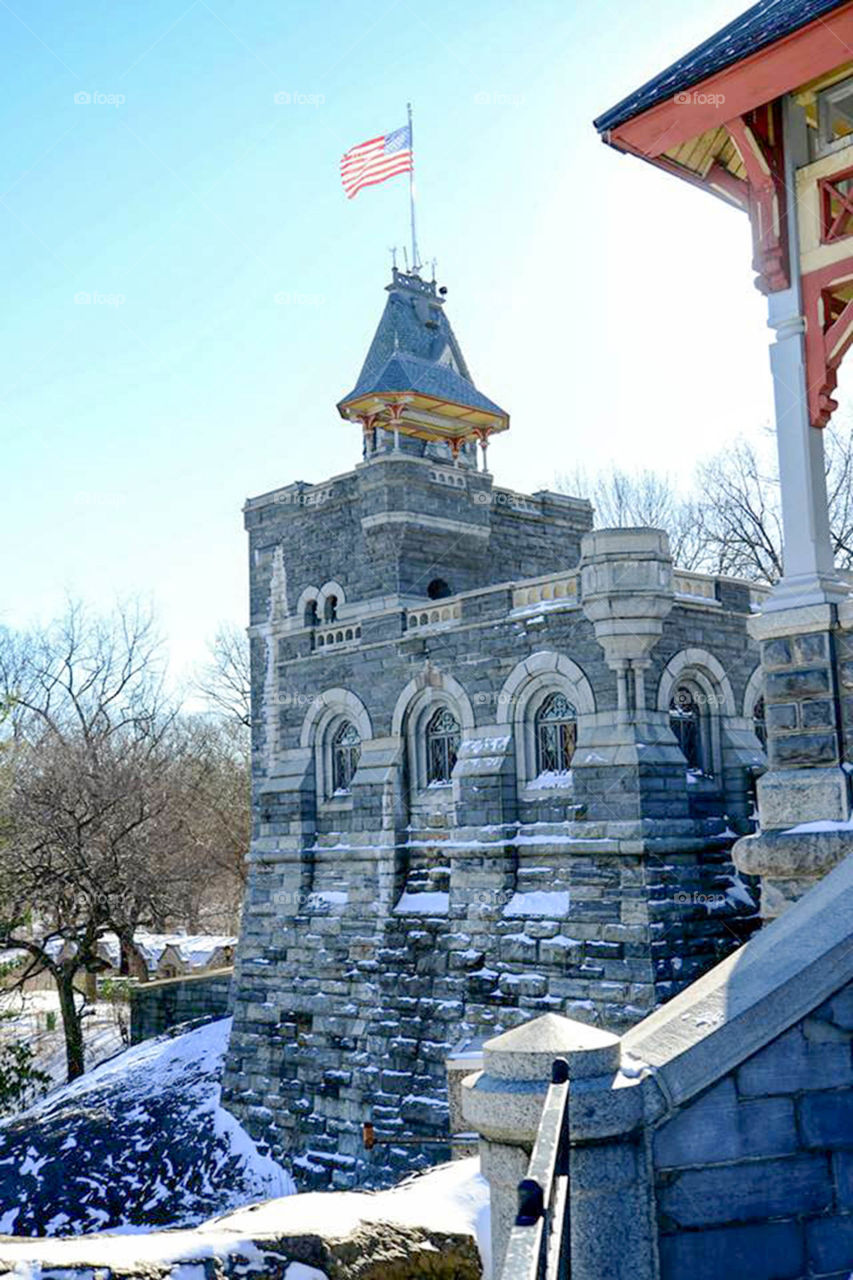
<box><xmin>461</xmin><ymin>1012</ymin><xmax>622</xmax><ymax>1277</ymax></box>
<box><xmin>574</xmin><ymin>528</ymin><xmax>689</xmax><ymax>825</ymax></box>
<box><xmin>733</xmin><ymin>97</ymin><xmax>853</xmax><ymax>917</ymax></box>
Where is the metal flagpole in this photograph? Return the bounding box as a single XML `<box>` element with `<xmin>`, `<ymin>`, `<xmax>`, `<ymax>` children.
<box><xmin>407</xmin><ymin>102</ymin><xmax>420</xmax><ymax>273</ymax></box>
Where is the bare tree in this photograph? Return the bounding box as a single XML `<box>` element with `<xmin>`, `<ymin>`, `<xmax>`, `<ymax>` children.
<box><xmin>194</xmin><ymin>623</ymin><xmax>251</xmax><ymax>729</ymax></box>
<box><xmin>557</xmin><ymin>466</ymin><xmax>706</xmax><ymax>568</ymax></box>
<box><xmin>559</xmin><ymin>419</ymin><xmax>853</xmax><ymax>584</ymax></box>
<box><xmin>165</xmin><ymin>715</ymin><xmax>250</xmax><ymax>931</ymax></box>
<box><xmin>0</xmin><ymin>602</ymin><xmax>187</xmax><ymax>1080</ymax></box>
<box><xmin>695</xmin><ymin>439</ymin><xmax>784</xmax><ymax>583</ymax></box>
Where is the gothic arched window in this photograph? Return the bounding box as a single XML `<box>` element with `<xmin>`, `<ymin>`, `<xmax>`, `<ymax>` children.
<box><xmin>752</xmin><ymin>696</ymin><xmax>767</xmax><ymax>749</ymax></box>
<box><xmin>426</xmin><ymin>707</ymin><xmax>460</xmax><ymax>785</ymax></box>
<box><xmin>331</xmin><ymin>720</ymin><xmax>360</xmax><ymax>794</ymax></box>
<box><xmin>670</xmin><ymin>685</ymin><xmax>706</xmax><ymax>774</ymax></box>
<box><xmin>534</xmin><ymin>692</ymin><xmax>577</xmax><ymax>775</ymax></box>
<box><xmin>304</xmin><ymin>599</ymin><xmax>319</xmax><ymax>628</ymax></box>
<box><xmin>324</xmin><ymin>595</ymin><xmax>338</xmax><ymax>624</ymax></box>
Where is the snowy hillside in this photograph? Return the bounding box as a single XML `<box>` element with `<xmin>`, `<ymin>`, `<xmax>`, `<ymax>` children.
<box><xmin>0</xmin><ymin>1018</ymin><xmax>292</xmax><ymax>1237</ymax></box>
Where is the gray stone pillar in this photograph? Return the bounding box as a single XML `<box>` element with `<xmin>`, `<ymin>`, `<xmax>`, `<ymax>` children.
<box><xmin>461</xmin><ymin>1013</ymin><xmax>623</xmax><ymax>1277</ymax></box>
<box><xmin>574</xmin><ymin>528</ymin><xmax>689</xmax><ymax>824</ymax></box>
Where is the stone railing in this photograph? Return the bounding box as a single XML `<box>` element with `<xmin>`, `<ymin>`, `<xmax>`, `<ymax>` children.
<box><xmin>316</xmin><ymin>624</ymin><xmax>362</xmax><ymax>648</ymax></box>
<box><xmin>511</xmin><ymin>572</ymin><xmax>579</xmax><ymax>611</ymax></box>
<box><xmin>407</xmin><ymin>601</ymin><xmax>462</xmax><ymax>630</ymax></box>
<box><xmin>672</xmin><ymin>571</ymin><xmax>720</xmax><ymax>603</ymax></box>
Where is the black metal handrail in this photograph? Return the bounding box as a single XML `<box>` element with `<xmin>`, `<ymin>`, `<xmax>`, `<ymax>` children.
<box><xmin>500</xmin><ymin>1057</ymin><xmax>571</xmax><ymax>1280</ymax></box>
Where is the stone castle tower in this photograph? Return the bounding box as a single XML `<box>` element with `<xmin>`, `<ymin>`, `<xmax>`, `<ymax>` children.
<box><xmin>222</xmin><ymin>270</ymin><xmax>766</xmax><ymax>1188</ymax></box>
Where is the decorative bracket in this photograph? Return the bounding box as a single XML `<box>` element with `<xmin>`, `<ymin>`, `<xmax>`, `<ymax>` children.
<box><xmin>727</xmin><ymin>105</ymin><xmax>790</xmax><ymax>295</ymax></box>
<box><xmin>802</xmin><ymin>265</ymin><xmax>853</xmax><ymax>427</ymax></box>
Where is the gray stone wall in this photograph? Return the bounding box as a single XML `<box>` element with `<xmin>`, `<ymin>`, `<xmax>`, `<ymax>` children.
<box><xmin>225</xmin><ymin>455</ymin><xmax>767</xmax><ymax>1189</ymax></box>
<box><xmin>653</xmin><ymin>981</ymin><xmax>853</xmax><ymax>1279</ymax></box>
<box><xmin>130</xmin><ymin>969</ymin><xmax>233</xmax><ymax>1044</ymax></box>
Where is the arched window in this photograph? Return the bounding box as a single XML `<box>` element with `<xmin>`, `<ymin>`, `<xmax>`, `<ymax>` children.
<box><xmin>331</xmin><ymin>720</ymin><xmax>360</xmax><ymax>794</ymax></box>
<box><xmin>427</xmin><ymin>578</ymin><xmax>452</xmax><ymax>600</ymax></box>
<box><xmin>752</xmin><ymin>696</ymin><xmax>767</xmax><ymax>749</ymax></box>
<box><xmin>324</xmin><ymin>595</ymin><xmax>338</xmax><ymax>623</ymax></box>
<box><xmin>426</xmin><ymin>707</ymin><xmax>460</xmax><ymax>784</ymax></box>
<box><xmin>534</xmin><ymin>692</ymin><xmax>577</xmax><ymax>775</ymax></box>
<box><xmin>304</xmin><ymin>599</ymin><xmax>318</xmax><ymax>628</ymax></box>
<box><xmin>670</xmin><ymin>684</ymin><xmax>707</xmax><ymax>774</ymax></box>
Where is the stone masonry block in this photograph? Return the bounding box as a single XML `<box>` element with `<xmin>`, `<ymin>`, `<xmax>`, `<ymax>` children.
<box><xmin>658</xmin><ymin>1155</ymin><xmax>833</xmax><ymax>1228</ymax></box>
<box><xmin>654</xmin><ymin>1079</ymin><xmax>797</xmax><ymax>1169</ymax></box>
<box><xmin>819</xmin><ymin>986</ymin><xmax>853</xmax><ymax>1031</ymax></box>
<box><xmin>765</xmin><ymin>669</ymin><xmax>831</xmax><ymax>701</ymax></box>
<box><xmin>659</xmin><ymin>1222</ymin><xmax>805</xmax><ymax>1280</ymax></box>
<box><xmin>767</xmin><ymin>702</ymin><xmax>798</xmax><ymax>731</ymax></box>
<box><xmin>800</xmin><ymin>1091</ymin><xmax>853</xmax><ymax>1150</ymax></box>
<box><xmin>738</xmin><ymin>1027</ymin><xmax>853</xmax><ymax>1097</ymax></box>
<box><xmin>836</xmin><ymin>1152</ymin><xmax>853</xmax><ymax>1209</ymax></box>
<box><xmin>772</xmin><ymin>732</ymin><xmax>838</xmax><ymax>767</ymax></box>
<box><xmin>793</xmin><ymin>633</ymin><xmax>829</xmax><ymax>664</ymax></box>
<box><xmin>801</xmin><ymin>699</ymin><xmax>835</xmax><ymax>728</ymax></box>
<box><xmin>805</xmin><ymin>1214</ymin><xmax>853</xmax><ymax>1274</ymax></box>
<box><xmin>762</xmin><ymin>638</ymin><xmax>793</xmax><ymax>669</ymax></box>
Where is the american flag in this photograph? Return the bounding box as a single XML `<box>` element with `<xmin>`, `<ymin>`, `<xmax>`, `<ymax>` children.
<box><xmin>340</xmin><ymin>124</ymin><xmax>412</xmax><ymax>200</ymax></box>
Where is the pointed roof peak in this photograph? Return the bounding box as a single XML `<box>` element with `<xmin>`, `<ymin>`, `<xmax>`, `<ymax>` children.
<box><xmin>354</xmin><ymin>267</ymin><xmax>471</xmax><ymax>386</ymax></box>
<box><xmin>337</xmin><ymin>268</ymin><xmax>509</xmax><ymax>451</ymax></box>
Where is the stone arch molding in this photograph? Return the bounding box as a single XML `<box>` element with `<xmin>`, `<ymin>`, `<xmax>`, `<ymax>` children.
<box><xmin>743</xmin><ymin>664</ymin><xmax>765</xmax><ymax>719</ymax></box>
<box><xmin>497</xmin><ymin>651</ymin><xmax>595</xmax><ymax>788</ymax></box>
<box><xmin>318</xmin><ymin>580</ymin><xmax>346</xmax><ymax>610</ymax></box>
<box><xmin>497</xmin><ymin>651</ymin><xmax>596</xmax><ymax>723</ymax></box>
<box><xmin>299</xmin><ymin>687</ymin><xmax>373</xmax><ymax>749</ymax></box>
<box><xmin>295</xmin><ymin>586</ymin><xmax>321</xmax><ymax>619</ymax></box>
<box><xmin>657</xmin><ymin>648</ymin><xmax>737</xmax><ymax>717</ymax></box>
<box><xmin>391</xmin><ymin>667</ymin><xmax>475</xmax><ymax>739</ymax></box>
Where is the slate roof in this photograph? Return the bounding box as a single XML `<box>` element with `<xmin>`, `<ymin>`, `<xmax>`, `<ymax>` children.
<box><xmin>594</xmin><ymin>0</ymin><xmax>848</xmax><ymax>134</ymax></box>
<box><xmin>338</xmin><ymin>271</ymin><xmax>508</xmax><ymax>421</ymax></box>
<box><xmin>341</xmin><ymin>351</ymin><xmax>507</xmax><ymax>418</ymax></box>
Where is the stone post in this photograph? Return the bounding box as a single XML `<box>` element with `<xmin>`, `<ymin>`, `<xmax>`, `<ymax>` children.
<box><xmin>461</xmin><ymin>1013</ymin><xmax>621</xmax><ymax>1277</ymax></box>
<box><xmin>733</xmin><ymin>97</ymin><xmax>853</xmax><ymax>918</ymax></box>
<box><xmin>574</xmin><ymin>528</ymin><xmax>689</xmax><ymax>825</ymax></box>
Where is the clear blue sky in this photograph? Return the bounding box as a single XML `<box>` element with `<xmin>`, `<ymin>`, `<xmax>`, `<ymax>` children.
<box><xmin>3</xmin><ymin>0</ymin><xmax>843</xmax><ymax>681</ymax></box>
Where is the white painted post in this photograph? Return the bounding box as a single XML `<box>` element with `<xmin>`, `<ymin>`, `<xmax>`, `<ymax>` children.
<box><xmin>764</xmin><ymin>96</ymin><xmax>848</xmax><ymax>611</ymax></box>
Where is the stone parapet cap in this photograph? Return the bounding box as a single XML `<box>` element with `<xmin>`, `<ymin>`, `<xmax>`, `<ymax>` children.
<box><xmin>483</xmin><ymin>1013</ymin><xmax>621</xmax><ymax>1082</ymax></box>
<box><xmin>734</xmin><ymin>825</ymin><xmax>853</xmax><ymax>878</ymax></box>
<box><xmin>748</xmin><ymin>599</ymin><xmax>840</xmax><ymax>640</ymax></box>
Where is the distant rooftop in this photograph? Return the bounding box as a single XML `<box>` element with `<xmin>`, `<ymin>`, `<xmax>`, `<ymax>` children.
<box><xmin>594</xmin><ymin>0</ymin><xmax>847</xmax><ymax>134</ymax></box>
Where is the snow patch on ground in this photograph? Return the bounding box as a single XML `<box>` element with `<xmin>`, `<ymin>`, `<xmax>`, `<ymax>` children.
<box><xmin>0</xmin><ymin>1157</ymin><xmax>491</xmax><ymax>1279</ymax></box>
<box><xmin>0</xmin><ymin>1018</ymin><xmax>292</xmax><ymax>1237</ymax></box>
